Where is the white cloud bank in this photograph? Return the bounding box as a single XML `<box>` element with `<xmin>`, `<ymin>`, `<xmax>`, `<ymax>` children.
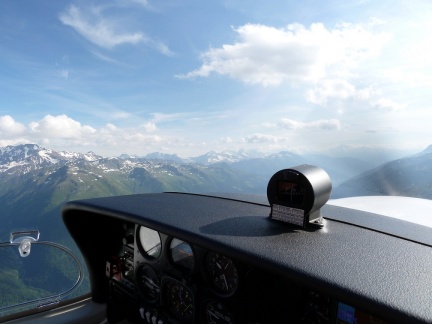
<box><xmin>0</xmin><ymin>115</ymin><xmax>163</xmax><ymax>155</ymax></box>
<box><xmin>180</xmin><ymin>22</ymin><xmax>391</xmax><ymax>86</ymax></box>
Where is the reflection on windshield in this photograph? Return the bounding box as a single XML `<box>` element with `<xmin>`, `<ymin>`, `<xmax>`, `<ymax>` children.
<box><xmin>0</xmin><ymin>239</ymin><xmax>84</xmax><ymax>316</ymax></box>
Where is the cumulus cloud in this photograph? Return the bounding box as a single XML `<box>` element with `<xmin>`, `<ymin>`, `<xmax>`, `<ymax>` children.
<box><xmin>278</xmin><ymin>118</ymin><xmax>341</xmax><ymax>130</ymax></box>
<box><xmin>0</xmin><ymin>114</ymin><xmax>178</xmax><ymax>156</ymax></box>
<box><xmin>243</xmin><ymin>134</ymin><xmax>281</xmax><ymax>143</ymax></box>
<box><xmin>306</xmin><ymin>79</ymin><xmax>374</xmax><ymax>105</ymax></box>
<box><xmin>142</xmin><ymin>122</ymin><xmax>157</xmax><ymax>132</ymax></box>
<box><xmin>59</xmin><ymin>5</ymin><xmax>146</xmax><ymax>49</ymax></box>
<box><xmin>0</xmin><ymin>115</ymin><xmax>26</xmax><ymax>136</ymax></box>
<box><xmin>372</xmin><ymin>98</ymin><xmax>405</xmax><ymax>111</ymax></box>
<box><xmin>179</xmin><ymin>22</ymin><xmax>391</xmax><ymax>86</ymax></box>
<box><xmin>382</xmin><ymin>67</ymin><xmax>432</xmax><ymax>88</ymax></box>
<box><xmin>29</xmin><ymin>114</ymin><xmax>96</xmax><ymax>139</ymax></box>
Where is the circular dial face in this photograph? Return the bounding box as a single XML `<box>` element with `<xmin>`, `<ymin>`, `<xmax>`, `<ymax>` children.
<box><xmin>163</xmin><ymin>278</ymin><xmax>194</xmax><ymax>322</ymax></box>
<box><xmin>205</xmin><ymin>252</ymin><xmax>239</xmax><ymax>295</ymax></box>
<box><xmin>169</xmin><ymin>238</ymin><xmax>195</xmax><ymax>271</ymax></box>
<box><xmin>137</xmin><ymin>226</ymin><xmax>161</xmax><ymax>260</ymax></box>
<box><xmin>135</xmin><ymin>263</ymin><xmax>160</xmax><ymax>303</ymax></box>
<box><xmin>277</xmin><ymin>181</ymin><xmax>305</xmax><ymax>206</ymax></box>
<box><xmin>202</xmin><ymin>300</ymin><xmax>235</xmax><ymax>324</ymax></box>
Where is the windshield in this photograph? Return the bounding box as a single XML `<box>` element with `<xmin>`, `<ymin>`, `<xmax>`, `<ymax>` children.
<box><xmin>1</xmin><ymin>0</ymin><xmax>431</xmax><ymax>316</ymax></box>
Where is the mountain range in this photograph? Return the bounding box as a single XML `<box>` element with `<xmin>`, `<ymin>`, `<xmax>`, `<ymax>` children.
<box><xmin>0</xmin><ymin>142</ymin><xmax>428</xmax><ymax>242</ymax></box>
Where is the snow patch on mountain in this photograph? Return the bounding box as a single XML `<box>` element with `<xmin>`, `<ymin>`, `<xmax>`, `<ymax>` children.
<box><xmin>192</xmin><ymin>150</ymin><xmax>265</xmax><ymax>164</ymax></box>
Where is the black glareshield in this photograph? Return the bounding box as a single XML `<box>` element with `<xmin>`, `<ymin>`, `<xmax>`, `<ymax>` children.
<box><xmin>267</xmin><ymin>165</ymin><xmax>332</xmax><ymax>228</ymax></box>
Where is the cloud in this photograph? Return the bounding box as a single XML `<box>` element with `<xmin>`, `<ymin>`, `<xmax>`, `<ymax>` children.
<box><xmin>243</xmin><ymin>134</ymin><xmax>281</xmax><ymax>143</ymax></box>
<box><xmin>152</xmin><ymin>41</ymin><xmax>175</xmax><ymax>57</ymax></box>
<box><xmin>0</xmin><ymin>115</ymin><xmax>26</xmax><ymax>137</ymax></box>
<box><xmin>59</xmin><ymin>4</ymin><xmax>174</xmax><ymax>56</ymax></box>
<box><xmin>278</xmin><ymin>118</ymin><xmax>341</xmax><ymax>130</ymax></box>
<box><xmin>381</xmin><ymin>67</ymin><xmax>432</xmax><ymax>88</ymax></box>
<box><xmin>306</xmin><ymin>79</ymin><xmax>373</xmax><ymax>105</ymax></box>
<box><xmin>372</xmin><ymin>98</ymin><xmax>405</xmax><ymax>112</ymax></box>
<box><xmin>124</xmin><ymin>0</ymin><xmax>149</xmax><ymax>7</ymax></box>
<box><xmin>221</xmin><ymin>137</ymin><xmax>233</xmax><ymax>143</ymax></box>
<box><xmin>29</xmin><ymin>114</ymin><xmax>96</xmax><ymax>139</ymax></box>
<box><xmin>112</xmin><ymin>111</ymin><xmax>132</xmax><ymax>119</ymax></box>
<box><xmin>179</xmin><ymin>22</ymin><xmax>391</xmax><ymax>86</ymax></box>
<box><xmin>59</xmin><ymin>5</ymin><xmax>146</xmax><ymax>49</ymax></box>
<box><xmin>91</xmin><ymin>50</ymin><xmax>124</xmax><ymax>64</ymax></box>
<box><xmin>59</xmin><ymin>70</ymin><xmax>69</xmax><ymax>80</ymax></box>
<box><xmin>143</xmin><ymin>122</ymin><xmax>157</xmax><ymax>132</ymax></box>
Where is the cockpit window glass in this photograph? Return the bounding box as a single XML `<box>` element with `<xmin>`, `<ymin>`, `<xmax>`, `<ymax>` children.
<box><xmin>0</xmin><ymin>242</ymin><xmax>86</xmax><ymax>317</ymax></box>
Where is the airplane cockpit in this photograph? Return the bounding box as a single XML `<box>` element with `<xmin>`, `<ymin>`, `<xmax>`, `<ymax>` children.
<box><xmin>2</xmin><ymin>165</ymin><xmax>432</xmax><ymax>323</ymax></box>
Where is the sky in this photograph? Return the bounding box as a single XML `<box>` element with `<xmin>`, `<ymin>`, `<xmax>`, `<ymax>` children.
<box><xmin>1</xmin><ymin>0</ymin><xmax>432</xmax><ymax>158</ymax></box>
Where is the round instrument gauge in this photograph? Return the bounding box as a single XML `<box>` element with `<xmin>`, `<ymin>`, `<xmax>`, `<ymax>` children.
<box><xmin>137</xmin><ymin>226</ymin><xmax>161</xmax><ymax>260</ymax></box>
<box><xmin>202</xmin><ymin>300</ymin><xmax>235</xmax><ymax>324</ymax></box>
<box><xmin>169</xmin><ymin>238</ymin><xmax>195</xmax><ymax>271</ymax></box>
<box><xmin>135</xmin><ymin>263</ymin><xmax>160</xmax><ymax>303</ymax></box>
<box><xmin>162</xmin><ymin>278</ymin><xmax>194</xmax><ymax>322</ymax></box>
<box><xmin>205</xmin><ymin>252</ymin><xmax>239</xmax><ymax>296</ymax></box>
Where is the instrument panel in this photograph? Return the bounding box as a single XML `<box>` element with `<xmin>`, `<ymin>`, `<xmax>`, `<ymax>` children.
<box><xmin>107</xmin><ymin>223</ymin><xmax>337</xmax><ymax>324</ymax></box>
<box><xmin>63</xmin><ymin>193</ymin><xmax>432</xmax><ymax>324</ymax></box>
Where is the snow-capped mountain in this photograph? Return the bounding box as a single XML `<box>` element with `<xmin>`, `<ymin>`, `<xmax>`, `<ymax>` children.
<box><xmin>0</xmin><ymin>144</ymin><xmax>102</xmax><ymax>175</ymax></box>
<box><xmin>192</xmin><ymin>150</ymin><xmax>265</xmax><ymax>164</ymax></box>
<box><xmin>5</xmin><ymin>143</ymin><xmax>428</xmax><ymax>194</ymax></box>
<box><xmin>144</xmin><ymin>152</ymin><xmax>186</xmax><ymax>163</ymax></box>
<box><xmin>0</xmin><ymin>144</ymin><xmax>268</xmax><ymax>195</ymax></box>
<box><xmin>118</xmin><ymin>153</ymin><xmax>139</xmax><ymax>160</ymax></box>
<box><xmin>0</xmin><ymin>144</ymin><xmax>64</xmax><ymax>174</ymax></box>
<box><xmin>59</xmin><ymin>150</ymin><xmax>102</xmax><ymax>162</ymax></box>
<box><xmin>2</xmin><ymin>142</ymin><xmax>432</xmax><ymax>253</ymax></box>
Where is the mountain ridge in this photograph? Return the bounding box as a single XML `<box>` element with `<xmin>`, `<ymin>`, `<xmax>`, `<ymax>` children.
<box><xmin>333</xmin><ymin>148</ymin><xmax>432</xmax><ymax>199</ymax></box>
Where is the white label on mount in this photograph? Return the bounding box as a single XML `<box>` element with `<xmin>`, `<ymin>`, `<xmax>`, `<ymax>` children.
<box><xmin>271</xmin><ymin>204</ymin><xmax>304</xmax><ymax>226</ymax></box>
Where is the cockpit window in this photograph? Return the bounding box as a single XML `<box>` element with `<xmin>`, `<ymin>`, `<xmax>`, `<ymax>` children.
<box><xmin>0</xmin><ymin>233</ymin><xmax>85</xmax><ymax>317</ymax></box>
<box><xmin>1</xmin><ymin>0</ymin><xmax>431</xmax><ymax>317</ymax></box>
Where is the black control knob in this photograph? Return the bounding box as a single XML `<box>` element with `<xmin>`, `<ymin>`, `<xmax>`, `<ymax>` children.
<box><xmin>123</xmin><ymin>233</ymin><xmax>134</xmax><ymax>245</ymax></box>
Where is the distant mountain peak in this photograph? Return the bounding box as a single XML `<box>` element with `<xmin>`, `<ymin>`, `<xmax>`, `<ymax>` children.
<box><xmin>118</xmin><ymin>153</ymin><xmax>138</xmax><ymax>159</ymax></box>
<box><xmin>192</xmin><ymin>149</ymin><xmax>265</xmax><ymax>164</ymax></box>
<box><xmin>144</xmin><ymin>152</ymin><xmax>184</xmax><ymax>162</ymax></box>
<box><xmin>0</xmin><ymin>144</ymin><xmax>63</xmax><ymax>174</ymax></box>
<box><xmin>419</xmin><ymin>144</ymin><xmax>432</xmax><ymax>155</ymax></box>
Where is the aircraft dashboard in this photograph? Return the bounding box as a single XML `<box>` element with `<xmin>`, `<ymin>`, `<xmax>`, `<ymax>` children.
<box><xmin>60</xmin><ymin>192</ymin><xmax>432</xmax><ymax>324</ymax></box>
<box><xmin>108</xmin><ymin>222</ymin><xmax>333</xmax><ymax>323</ymax></box>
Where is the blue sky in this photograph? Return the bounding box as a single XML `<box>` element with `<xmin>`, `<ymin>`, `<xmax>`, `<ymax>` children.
<box><xmin>1</xmin><ymin>0</ymin><xmax>432</xmax><ymax>157</ymax></box>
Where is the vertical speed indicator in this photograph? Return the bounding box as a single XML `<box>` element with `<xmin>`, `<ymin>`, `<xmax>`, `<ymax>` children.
<box><xmin>205</xmin><ymin>252</ymin><xmax>239</xmax><ymax>296</ymax></box>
